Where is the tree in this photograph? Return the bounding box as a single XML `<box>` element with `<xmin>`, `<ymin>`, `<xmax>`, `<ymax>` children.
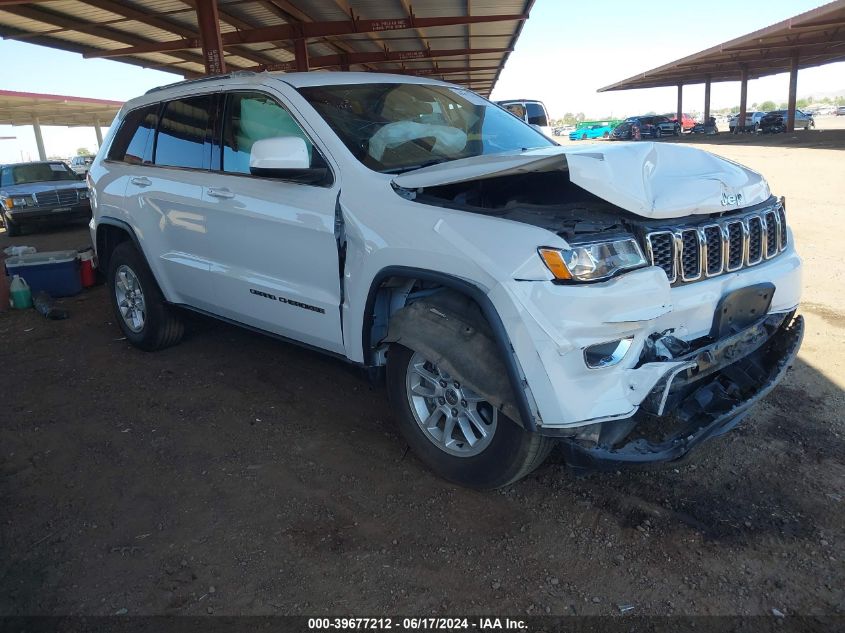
<box><xmin>796</xmin><ymin>98</ymin><xmax>809</xmax><ymax>109</ymax></box>
<box><xmin>575</xmin><ymin>112</ymin><xmax>586</xmax><ymax>122</ymax></box>
<box><xmin>76</xmin><ymin>147</ymin><xmax>92</xmax><ymax>156</ymax></box>
<box><xmin>758</xmin><ymin>100</ymin><xmax>777</xmax><ymax>111</ymax></box>
<box><xmin>561</xmin><ymin>112</ymin><xmax>578</xmax><ymax>125</ymax></box>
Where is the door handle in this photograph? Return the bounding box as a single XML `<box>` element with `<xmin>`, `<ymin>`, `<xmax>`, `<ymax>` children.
<box><xmin>207</xmin><ymin>187</ymin><xmax>234</xmax><ymax>199</ymax></box>
<box><xmin>130</xmin><ymin>176</ymin><xmax>151</xmax><ymax>187</ymax></box>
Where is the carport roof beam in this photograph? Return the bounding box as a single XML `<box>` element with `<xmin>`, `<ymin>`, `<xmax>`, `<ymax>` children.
<box><xmin>82</xmin><ymin>13</ymin><xmax>527</xmax><ymax>59</ymax></box>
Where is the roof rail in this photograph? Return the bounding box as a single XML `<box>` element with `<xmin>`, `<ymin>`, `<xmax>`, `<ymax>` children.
<box><xmin>145</xmin><ymin>70</ymin><xmax>257</xmax><ymax>94</ymax></box>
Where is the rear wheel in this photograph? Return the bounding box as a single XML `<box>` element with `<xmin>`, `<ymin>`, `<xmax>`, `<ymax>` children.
<box><xmin>387</xmin><ymin>345</ymin><xmax>554</xmax><ymax>489</ymax></box>
<box><xmin>107</xmin><ymin>241</ymin><xmax>183</xmax><ymax>351</ymax></box>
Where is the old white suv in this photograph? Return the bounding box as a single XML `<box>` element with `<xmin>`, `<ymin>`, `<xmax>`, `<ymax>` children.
<box><xmin>89</xmin><ymin>71</ymin><xmax>803</xmax><ymax>488</ymax></box>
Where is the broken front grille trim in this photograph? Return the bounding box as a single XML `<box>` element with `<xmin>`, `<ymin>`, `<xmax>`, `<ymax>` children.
<box><xmin>645</xmin><ymin>203</ymin><xmax>787</xmax><ymax>285</ymax></box>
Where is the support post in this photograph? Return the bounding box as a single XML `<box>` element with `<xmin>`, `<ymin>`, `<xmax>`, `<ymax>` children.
<box><xmin>94</xmin><ymin>119</ymin><xmax>103</xmax><ymax>148</ymax></box>
<box><xmin>676</xmin><ymin>83</ymin><xmax>683</xmax><ymax>133</ymax></box>
<box><xmin>738</xmin><ymin>64</ymin><xmax>748</xmax><ymax>134</ymax></box>
<box><xmin>294</xmin><ymin>38</ymin><xmax>309</xmax><ymax>72</ymax></box>
<box><xmin>703</xmin><ymin>75</ymin><xmax>711</xmax><ymax>130</ymax></box>
<box><xmin>195</xmin><ymin>0</ymin><xmax>226</xmax><ymax>74</ymax></box>
<box><xmin>33</xmin><ymin>118</ymin><xmax>46</xmax><ymax>160</ymax></box>
<box><xmin>787</xmin><ymin>53</ymin><xmax>799</xmax><ymax>132</ymax></box>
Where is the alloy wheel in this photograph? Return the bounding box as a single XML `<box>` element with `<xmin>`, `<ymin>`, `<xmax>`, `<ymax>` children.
<box><xmin>114</xmin><ymin>264</ymin><xmax>146</xmax><ymax>333</ymax></box>
<box><xmin>405</xmin><ymin>352</ymin><xmax>497</xmax><ymax>457</ymax></box>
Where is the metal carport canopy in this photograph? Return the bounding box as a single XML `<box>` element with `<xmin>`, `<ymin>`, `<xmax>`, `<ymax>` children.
<box><xmin>0</xmin><ymin>0</ymin><xmax>537</xmax><ymax>97</ymax></box>
<box><xmin>0</xmin><ymin>89</ymin><xmax>123</xmax><ymax>159</ymax></box>
<box><xmin>597</xmin><ymin>0</ymin><xmax>845</xmax><ymax>91</ymax></box>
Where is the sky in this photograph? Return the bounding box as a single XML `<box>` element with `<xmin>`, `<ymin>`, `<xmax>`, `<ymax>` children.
<box><xmin>1</xmin><ymin>0</ymin><xmax>844</xmax><ymax>162</ymax></box>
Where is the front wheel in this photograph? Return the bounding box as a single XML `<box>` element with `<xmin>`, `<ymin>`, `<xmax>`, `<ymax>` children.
<box><xmin>386</xmin><ymin>345</ymin><xmax>554</xmax><ymax>489</ymax></box>
<box><xmin>2</xmin><ymin>212</ymin><xmax>21</xmax><ymax>237</ymax></box>
<box><xmin>107</xmin><ymin>241</ymin><xmax>183</xmax><ymax>351</ymax></box>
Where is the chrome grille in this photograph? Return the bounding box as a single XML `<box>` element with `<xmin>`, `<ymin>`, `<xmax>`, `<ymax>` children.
<box><xmin>645</xmin><ymin>203</ymin><xmax>788</xmax><ymax>285</ymax></box>
<box><xmin>747</xmin><ymin>216</ymin><xmax>763</xmax><ymax>265</ymax></box>
<box><xmin>726</xmin><ymin>221</ymin><xmax>744</xmax><ymax>271</ymax></box>
<box><xmin>645</xmin><ymin>232</ymin><xmax>675</xmax><ymax>282</ymax></box>
<box><xmin>679</xmin><ymin>229</ymin><xmax>702</xmax><ymax>281</ymax></box>
<box><xmin>764</xmin><ymin>211</ymin><xmax>778</xmax><ymax>258</ymax></box>
<box><xmin>34</xmin><ymin>189</ymin><xmax>79</xmax><ymax>207</ymax></box>
<box><xmin>703</xmin><ymin>225</ymin><xmax>723</xmax><ymax>275</ymax></box>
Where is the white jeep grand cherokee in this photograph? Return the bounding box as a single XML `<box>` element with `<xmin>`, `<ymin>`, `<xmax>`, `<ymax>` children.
<box><xmin>89</xmin><ymin>71</ymin><xmax>803</xmax><ymax>488</ymax></box>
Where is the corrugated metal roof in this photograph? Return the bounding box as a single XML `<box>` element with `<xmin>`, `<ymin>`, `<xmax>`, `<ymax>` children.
<box><xmin>0</xmin><ymin>0</ymin><xmax>536</xmax><ymax>96</ymax></box>
<box><xmin>599</xmin><ymin>0</ymin><xmax>845</xmax><ymax>91</ymax></box>
<box><xmin>0</xmin><ymin>89</ymin><xmax>123</xmax><ymax>126</ymax></box>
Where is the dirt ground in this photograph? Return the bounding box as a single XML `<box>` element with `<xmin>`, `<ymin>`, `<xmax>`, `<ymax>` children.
<box><xmin>1</xmin><ymin>126</ymin><xmax>843</xmax><ymax>619</ymax></box>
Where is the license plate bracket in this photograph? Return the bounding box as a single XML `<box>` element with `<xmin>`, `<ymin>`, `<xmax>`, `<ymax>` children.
<box><xmin>711</xmin><ymin>283</ymin><xmax>775</xmax><ymax>338</ymax></box>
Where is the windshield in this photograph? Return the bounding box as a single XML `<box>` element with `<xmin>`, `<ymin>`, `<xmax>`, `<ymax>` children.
<box><xmin>298</xmin><ymin>83</ymin><xmax>554</xmax><ymax>174</ymax></box>
<box><xmin>0</xmin><ymin>162</ymin><xmax>78</xmax><ymax>187</ymax></box>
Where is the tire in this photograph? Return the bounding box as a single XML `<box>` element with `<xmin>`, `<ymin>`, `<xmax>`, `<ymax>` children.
<box><xmin>602</xmin><ymin>131</ymin><xmax>609</xmax><ymax>139</ymax></box>
<box><xmin>675</xmin><ymin>124</ymin><xmax>681</xmax><ymax>136</ymax></box>
<box><xmin>3</xmin><ymin>212</ymin><xmax>21</xmax><ymax>237</ymax></box>
<box><xmin>655</xmin><ymin>127</ymin><xmax>662</xmax><ymax>139</ymax></box>
<box><xmin>581</xmin><ymin>133</ymin><xmax>587</xmax><ymax>140</ymax></box>
<box><xmin>386</xmin><ymin>344</ymin><xmax>554</xmax><ymax>489</ymax></box>
<box><xmin>107</xmin><ymin>241</ymin><xmax>183</xmax><ymax>351</ymax></box>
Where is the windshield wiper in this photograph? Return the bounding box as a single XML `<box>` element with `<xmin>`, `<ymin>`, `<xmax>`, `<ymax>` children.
<box><xmin>383</xmin><ymin>158</ymin><xmax>453</xmax><ymax>174</ymax></box>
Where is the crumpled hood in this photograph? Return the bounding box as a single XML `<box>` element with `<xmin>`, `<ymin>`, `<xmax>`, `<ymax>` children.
<box><xmin>392</xmin><ymin>142</ymin><xmax>771</xmax><ymax>219</ymax></box>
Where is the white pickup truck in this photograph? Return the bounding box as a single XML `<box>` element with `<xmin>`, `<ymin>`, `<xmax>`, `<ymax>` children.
<box><xmin>88</xmin><ymin>72</ymin><xmax>803</xmax><ymax>488</ymax></box>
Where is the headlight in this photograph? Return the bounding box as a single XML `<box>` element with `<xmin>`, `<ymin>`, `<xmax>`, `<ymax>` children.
<box><xmin>538</xmin><ymin>237</ymin><xmax>647</xmax><ymax>282</ymax></box>
<box><xmin>10</xmin><ymin>196</ymin><xmax>34</xmax><ymax>208</ymax></box>
<box><xmin>78</xmin><ymin>190</ymin><xmax>89</xmax><ymax>200</ymax></box>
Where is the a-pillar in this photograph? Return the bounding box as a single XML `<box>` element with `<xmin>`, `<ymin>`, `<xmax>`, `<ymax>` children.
<box><xmin>738</xmin><ymin>64</ymin><xmax>748</xmax><ymax>134</ymax></box>
<box><xmin>195</xmin><ymin>0</ymin><xmax>226</xmax><ymax>74</ymax></box>
<box><xmin>33</xmin><ymin>118</ymin><xmax>46</xmax><ymax>160</ymax></box>
<box><xmin>787</xmin><ymin>53</ymin><xmax>799</xmax><ymax>132</ymax></box>
<box><xmin>94</xmin><ymin>119</ymin><xmax>104</xmax><ymax>149</ymax></box>
<box><xmin>295</xmin><ymin>38</ymin><xmax>309</xmax><ymax>72</ymax></box>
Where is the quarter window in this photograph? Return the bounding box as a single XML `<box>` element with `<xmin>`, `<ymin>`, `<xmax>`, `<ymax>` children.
<box><xmin>220</xmin><ymin>92</ymin><xmax>315</xmax><ymax>174</ymax></box>
<box><xmin>107</xmin><ymin>104</ymin><xmax>159</xmax><ymax>164</ymax></box>
<box><xmin>154</xmin><ymin>95</ymin><xmax>214</xmax><ymax>170</ymax></box>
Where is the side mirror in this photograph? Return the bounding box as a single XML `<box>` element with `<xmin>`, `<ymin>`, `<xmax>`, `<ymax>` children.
<box><xmin>249</xmin><ymin>136</ymin><xmax>329</xmax><ymax>184</ymax></box>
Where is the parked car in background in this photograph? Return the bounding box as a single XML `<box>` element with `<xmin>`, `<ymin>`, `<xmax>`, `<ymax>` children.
<box><xmin>88</xmin><ymin>71</ymin><xmax>803</xmax><ymax>488</ymax></box>
<box><xmin>763</xmin><ymin>110</ymin><xmax>815</xmax><ymax>130</ymax></box>
<box><xmin>69</xmin><ymin>154</ymin><xmax>95</xmax><ymax>175</ymax></box>
<box><xmin>664</xmin><ymin>112</ymin><xmax>696</xmax><ymax>132</ymax></box>
<box><xmin>728</xmin><ymin>111</ymin><xmax>767</xmax><ymax>132</ymax></box>
<box><xmin>496</xmin><ymin>99</ymin><xmax>553</xmax><ymax>137</ymax></box>
<box><xmin>837</xmin><ymin>106</ymin><xmax>845</xmax><ymax>116</ymax></box>
<box><xmin>569</xmin><ymin>121</ymin><xmax>618</xmax><ymax>140</ymax></box>
<box><xmin>690</xmin><ymin>116</ymin><xmax>719</xmax><ymax>135</ymax></box>
<box><xmin>759</xmin><ymin>110</ymin><xmax>815</xmax><ymax>133</ymax></box>
<box><xmin>610</xmin><ymin>115</ymin><xmax>679</xmax><ymax>140</ymax></box>
<box><xmin>0</xmin><ymin>160</ymin><xmax>90</xmax><ymax>236</ymax></box>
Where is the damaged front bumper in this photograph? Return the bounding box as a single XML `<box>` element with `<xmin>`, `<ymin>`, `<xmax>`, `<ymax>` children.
<box><xmin>556</xmin><ymin>312</ymin><xmax>804</xmax><ymax>471</ymax></box>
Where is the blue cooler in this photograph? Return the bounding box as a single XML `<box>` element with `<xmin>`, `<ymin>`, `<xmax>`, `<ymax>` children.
<box><xmin>5</xmin><ymin>250</ymin><xmax>81</xmax><ymax>297</ymax></box>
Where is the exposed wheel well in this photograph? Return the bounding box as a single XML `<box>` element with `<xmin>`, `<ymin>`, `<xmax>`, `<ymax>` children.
<box><xmin>95</xmin><ymin>222</ymin><xmax>134</xmax><ymax>272</ymax></box>
<box><xmin>362</xmin><ymin>267</ymin><xmax>538</xmax><ymax>432</ymax></box>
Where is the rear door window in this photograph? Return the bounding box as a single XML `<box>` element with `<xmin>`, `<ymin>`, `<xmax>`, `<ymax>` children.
<box><xmin>526</xmin><ymin>102</ymin><xmax>549</xmax><ymax>127</ymax></box>
<box><xmin>219</xmin><ymin>91</ymin><xmax>316</xmax><ymax>175</ymax></box>
<box><xmin>154</xmin><ymin>94</ymin><xmax>215</xmax><ymax>170</ymax></box>
<box><xmin>107</xmin><ymin>104</ymin><xmax>159</xmax><ymax>165</ymax></box>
